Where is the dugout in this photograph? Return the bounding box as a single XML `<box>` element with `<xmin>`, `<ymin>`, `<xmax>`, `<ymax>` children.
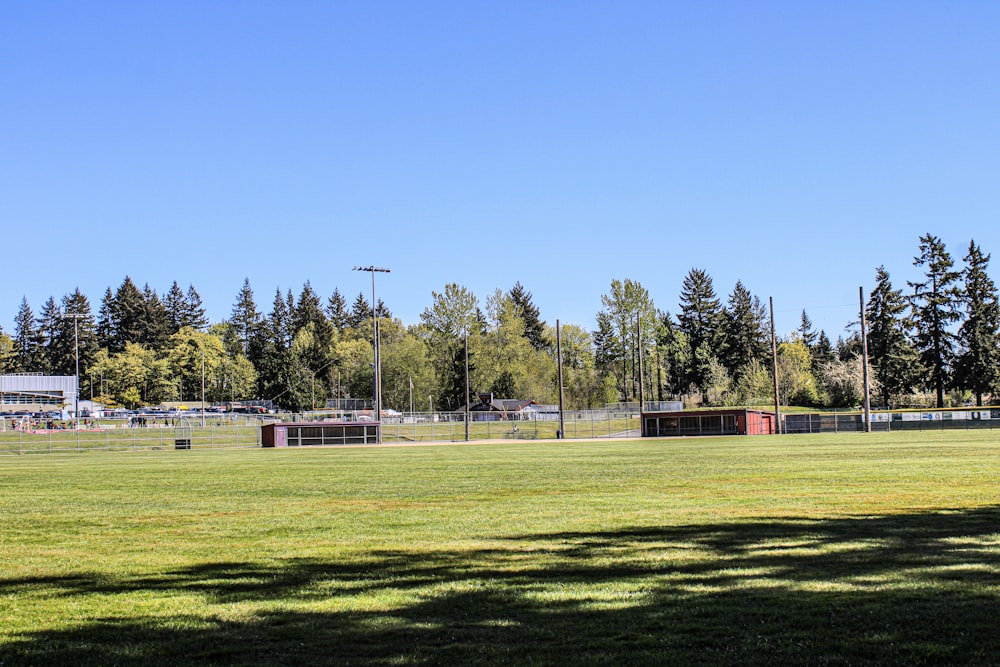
<box><xmin>261</xmin><ymin>421</ymin><xmax>380</xmax><ymax>447</ymax></box>
<box><xmin>642</xmin><ymin>409</ymin><xmax>776</xmax><ymax>437</ymax></box>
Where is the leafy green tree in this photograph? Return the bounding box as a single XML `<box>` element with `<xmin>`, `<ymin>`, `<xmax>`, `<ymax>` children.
<box><xmin>777</xmin><ymin>337</ymin><xmax>820</xmax><ymax>406</ymax></box>
<box><xmin>420</xmin><ymin>284</ymin><xmax>481</xmax><ymax>405</ymax></box>
<box><xmin>654</xmin><ymin>312</ymin><xmax>691</xmax><ymax>398</ymax></box>
<box><xmin>955</xmin><ymin>241</ymin><xmax>1000</xmax><ymax>405</ymax></box>
<box><xmin>909</xmin><ymin>234</ymin><xmax>963</xmax><ymax>407</ymax></box>
<box><xmin>0</xmin><ymin>330</ymin><xmax>13</xmax><ymax>374</ymax></box>
<box><xmin>867</xmin><ymin>266</ymin><xmax>922</xmax><ymax>408</ymax></box>
<box><xmin>554</xmin><ymin>323</ymin><xmax>604</xmax><ymax>409</ymax></box>
<box><xmin>379</xmin><ymin>328</ymin><xmax>434</xmax><ymax>412</ymax></box>
<box><xmin>596</xmin><ymin>278</ymin><xmax>655</xmax><ymax>401</ymax></box>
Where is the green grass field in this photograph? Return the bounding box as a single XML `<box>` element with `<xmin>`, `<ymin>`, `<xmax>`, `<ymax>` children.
<box><xmin>2</xmin><ymin>431</ymin><xmax>1000</xmax><ymax>665</ymax></box>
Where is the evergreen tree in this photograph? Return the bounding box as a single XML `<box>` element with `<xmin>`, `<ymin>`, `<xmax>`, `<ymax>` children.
<box><xmin>108</xmin><ymin>277</ymin><xmax>146</xmax><ymax>353</ymax></box>
<box><xmin>813</xmin><ymin>331</ymin><xmax>835</xmax><ymax>367</ymax></box>
<box><xmin>349</xmin><ymin>292</ymin><xmax>372</xmax><ymax>329</ymax></box>
<box><xmin>293</xmin><ymin>281</ymin><xmax>325</xmax><ymax>336</ymax></box>
<box><xmin>326</xmin><ymin>288</ymin><xmax>349</xmax><ymax>331</ymax></box>
<box><xmin>722</xmin><ymin>281</ymin><xmax>769</xmax><ymax>378</ymax></box>
<box><xmin>164</xmin><ymin>281</ymin><xmax>188</xmax><ymax>333</ymax></box>
<box><xmin>509</xmin><ymin>282</ymin><xmax>547</xmax><ymax>351</ymax></box>
<box><xmin>48</xmin><ymin>289</ymin><xmax>98</xmax><ymax>381</ymax></box>
<box><xmin>96</xmin><ymin>288</ymin><xmax>114</xmax><ymax>350</ymax></box>
<box><xmin>909</xmin><ymin>234</ymin><xmax>963</xmax><ymax>407</ymax></box>
<box><xmin>798</xmin><ymin>310</ymin><xmax>818</xmax><ymax>348</ymax></box>
<box><xmin>955</xmin><ymin>241</ymin><xmax>1000</xmax><ymax>405</ymax></box>
<box><xmin>677</xmin><ymin>269</ymin><xmax>726</xmax><ymax>393</ymax></box>
<box><xmin>255</xmin><ymin>288</ymin><xmax>296</xmax><ymax>405</ymax></box>
<box><xmin>229</xmin><ymin>278</ymin><xmax>263</xmax><ymax>361</ymax></box>
<box><xmin>142</xmin><ymin>284</ymin><xmax>171</xmax><ymax>350</ymax></box>
<box><xmin>184</xmin><ymin>285</ymin><xmax>209</xmax><ymax>331</ymax></box>
<box><xmin>867</xmin><ymin>266</ymin><xmax>922</xmax><ymax>408</ymax></box>
<box><xmin>12</xmin><ymin>297</ymin><xmax>35</xmax><ymax>371</ymax></box>
<box><xmin>34</xmin><ymin>296</ymin><xmax>61</xmax><ymax>373</ymax></box>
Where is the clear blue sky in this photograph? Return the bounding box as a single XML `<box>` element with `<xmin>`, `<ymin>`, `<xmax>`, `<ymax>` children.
<box><xmin>3</xmin><ymin>2</ymin><xmax>999</xmax><ymax>341</ymax></box>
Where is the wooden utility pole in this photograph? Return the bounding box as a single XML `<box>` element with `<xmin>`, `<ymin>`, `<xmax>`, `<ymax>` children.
<box><xmin>860</xmin><ymin>286</ymin><xmax>872</xmax><ymax>433</ymax></box>
<box><xmin>770</xmin><ymin>297</ymin><xmax>781</xmax><ymax>435</ymax></box>
<box><xmin>637</xmin><ymin>316</ymin><xmax>645</xmax><ymax>436</ymax></box>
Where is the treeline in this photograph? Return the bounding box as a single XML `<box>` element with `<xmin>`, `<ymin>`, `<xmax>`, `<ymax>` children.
<box><xmin>1</xmin><ymin>234</ymin><xmax>996</xmax><ymax>411</ymax></box>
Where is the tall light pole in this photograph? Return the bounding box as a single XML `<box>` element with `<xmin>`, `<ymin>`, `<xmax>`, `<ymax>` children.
<box><xmin>354</xmin><ymin>265</ymin><xmax>390</xmax><ymax>444</ymax></box>
<box><xmin>61</xmin><ymin>312</ymin><xmax>84</xmax><ymax>427</ymax></box>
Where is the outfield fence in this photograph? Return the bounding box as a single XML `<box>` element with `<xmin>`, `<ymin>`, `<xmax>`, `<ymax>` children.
<box><xmin>0</xmin><ymin>409</ymin><xmax>645</xmax><ymax>455</ymax></box>
<box><xmin>783</xmin><ymin>408</ymin><xmax>1000</xmax><ymax>434</ymax></box>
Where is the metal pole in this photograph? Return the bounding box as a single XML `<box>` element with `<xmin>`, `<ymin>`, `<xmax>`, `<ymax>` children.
<box><xmin>770</xmin><ymin>297</ymin><xmax>781</xmax><ymax>435</ymax></box>
<box><xmin>464</xmin><ymin>335</ymin><xmax>470</xmax><ymax>442</ymax></box>
<box><xmin>201</xmin><ymin>349</ymin><xmax>206</xmax><ymax>428</ymax></box>
<box><xmin>354</xmin><ymin>266</ymin><xmax>390</xmax><ymax>444</ymax></box>
<box><xmin>556</xmin><ymin>319</ymin><xmax>565</xmax><ymax>439</ymax></box>
<box><xmin>860</xmin><ymin>286</ymin><xmax>873</xmax><ymax>433</ymax></box>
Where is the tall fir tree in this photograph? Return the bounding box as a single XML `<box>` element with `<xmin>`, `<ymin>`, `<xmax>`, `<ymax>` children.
<box><xmin>349</xmin><ymin>292</ymin><xmax>372</xmax><ymax>329</ymax></box>
<box><xmin>798</xmin><ymin>310</ymin><xmax>818</xmax><ymax>348</ymax></box>
<box><xmin>326</xmin><ymin>288</ymin><xmax>349</xmax><ymax>331</ymax></box>
<box><xmin>955</xmin><ymin>241</ymin><xmax>1000</xmax><ymax>405</ymax></box>
<box><xmin>722</xmin><ymin>281</ymin><xmax>769</xmax><ymax>378</ymax></box>
<box><xmin>909</xmin><ymin>234</ymin><xmax>963</xmax><ymax>407</ymax></box>
<box><xmin>108</xmin><ymin>277</ymin><xmax>147</xmax><ymax>353</ymax></box>
<box><xmin>677</xmin><ymin>268</ymin><xmax>726</xmax><ymax>393</ymax></box>
<box><xmin>12</xmin><ymin>297</ymin><xmax>36</xmax><ymax>371</ymax></box>
<box><xmin>184</xmin><ymin>285</ymin><xmax>209</xmax><ymax>330</ymax></box>
<box><xmin>293</xmin><ymin>281</ymin><xmax>325</xmax><ymax>336</ymax></box>
<box><xmin>509</xmin><ymin>282</ymin><xmax>547</xmax><ymax>351</ymax></box>
<box><xmin>164</xmin><ymin>281</ymin><xmax>188</xmax><ymax>333</ymax></box>
<box><xmin>229</xmin><ymin>278</ymin><xmax>263</xmax><ymax>362</ymax></box>
<box><xmin>96</xmin><ymin>288</ymin><xmax>115</xmax><ymax>350</ymax></box>
<box><xmin>34</xmin><ymin>296</ymin><xmax>61</xmax><ymax>373</ymax></box>
<box><xmin>141</xmin><ymin>284</ymin><xmax>171</xmax><ymax>350</ymax></box>
<box><xmin>49</xmin><ymin>289</ymin><xmax>98</xmax><ymax>381</ymax></box>
<box><xmin>867</xmin><ymin>266</ymin><xmax>922</xmax><ymax>408</ymax></box>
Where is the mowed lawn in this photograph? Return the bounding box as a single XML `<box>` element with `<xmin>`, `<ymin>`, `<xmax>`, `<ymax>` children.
<box><xmin>2</xmin><ymin>432</ymin><xmax>1000</xmax><ymax>665</ymax></box>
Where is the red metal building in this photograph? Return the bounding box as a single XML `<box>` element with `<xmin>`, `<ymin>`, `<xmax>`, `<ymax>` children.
<box><xmin>261</xmin><ymin>421</ymin><xmax>380</xmax><ymax>447</ymax></box>
<box><xmin>642</xmin><ymin>409</ymin><xmax>776</xmax><ymax>437</ymax></box>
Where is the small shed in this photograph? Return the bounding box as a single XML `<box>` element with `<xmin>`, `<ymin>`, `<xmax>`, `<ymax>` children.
<box><xmin>261</xmin><ymin>420</ymin><xmax>380</xmax><ymax>447</ymax></box>
<box><xmin>642</xmin><ymin>409</ymin><xmax>776</xmax><ymax>437</ymax></box>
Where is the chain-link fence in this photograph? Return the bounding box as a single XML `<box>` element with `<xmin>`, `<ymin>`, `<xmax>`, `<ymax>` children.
<box><xmin>783</xmin><ymin>408</ymin><xmax>1000</xmax><ymax>433</ymax></box>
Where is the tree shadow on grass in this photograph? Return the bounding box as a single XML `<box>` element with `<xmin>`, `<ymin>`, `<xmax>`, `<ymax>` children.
<box><xmin>3</xmin><ymin>507</ymin><xmax>1000</xmax><ymax>665</ymax></box>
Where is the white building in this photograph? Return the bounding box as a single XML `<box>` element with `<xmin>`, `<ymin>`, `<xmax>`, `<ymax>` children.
<box><xmin>0</xmin><ymin>374</ymin><xmax>78</xmax><ymax>414</ymax></box>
